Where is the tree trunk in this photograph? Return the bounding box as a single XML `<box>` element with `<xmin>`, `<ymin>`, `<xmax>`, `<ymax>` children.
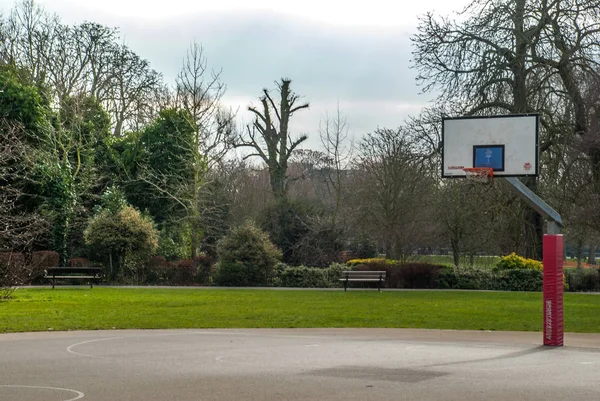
<box><xmin>575</xmin><ymin>239</ymin><xmax>583</xmax><ymax>269</ymax></box>
<box><xmin>450</xmin><ymin>238</ymin><xmax>460</xmax><ymax>268</ymax></box>
<box><xmin>588</xmin><ymin>244</ymin><xmax>597</xmax><ymax>265</ymax></box>
<box><xmin>270</xmin><ymin>164</ymin><xmax>286</xmax><ymax>200</ymax></box>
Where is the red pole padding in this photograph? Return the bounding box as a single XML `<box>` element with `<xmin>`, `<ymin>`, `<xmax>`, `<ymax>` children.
<box><xmin>543</xmin><ymin>234</ymin><xmax>564</xmax><ymax>346</ymax></box>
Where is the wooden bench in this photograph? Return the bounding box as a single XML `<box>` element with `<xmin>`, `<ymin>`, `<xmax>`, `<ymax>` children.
<box><xmin>44</xmin><ymin>267</ymin><xmax>103</xmax><ymax>289</ymax></box>
<box><xmin>340</xmin><ymin>271</ymin><xmax>386</xmax><ymax>292</ymax></box>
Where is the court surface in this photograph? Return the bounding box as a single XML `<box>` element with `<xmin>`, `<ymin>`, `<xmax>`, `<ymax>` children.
<box><xmin>1</xmin><ymin>329</ymin><xmax>599</xmax><ymax>401</ymax></box>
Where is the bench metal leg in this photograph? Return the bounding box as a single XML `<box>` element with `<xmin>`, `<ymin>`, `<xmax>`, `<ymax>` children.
<box><xmin>344</xmin><ymin>278</ymin><xmax>348</xmax><ymax>292</ymax></box>
<box><xmin>52</xmin><ymin>275</ymin><xmax>55</xmax><ymax>289</ymax></box>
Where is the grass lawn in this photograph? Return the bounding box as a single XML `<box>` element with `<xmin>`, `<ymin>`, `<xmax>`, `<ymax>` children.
<box><xmin>1</xmin><ymin>288</ymin><xmax>599</xmax><ymax>334</ymax></box>
<box><xmin>414</xmin><ymin>255</ymin><xmax>500</xmax><ymax>268</ymax></box>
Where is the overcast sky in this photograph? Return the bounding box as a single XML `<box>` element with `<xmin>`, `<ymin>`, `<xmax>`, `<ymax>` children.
<box><xmin>0</xmin><ymin>0</ymin><xmax>471</xmax><ymax>149</ymax></box>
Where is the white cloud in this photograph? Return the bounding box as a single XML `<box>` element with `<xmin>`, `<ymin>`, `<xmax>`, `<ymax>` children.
<box><xmin>0</xmin><ymin>0</ymin><xmax>458</xmax><ymax>151</ymax></box>
<box><xmin>33</xmin><ymin>0</ymin><xmax>469</xmax><ymax>27</ymax></box>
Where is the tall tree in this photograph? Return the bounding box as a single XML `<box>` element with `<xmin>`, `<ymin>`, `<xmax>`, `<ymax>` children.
<box><xmin>108</xmin><ymin>44</ymin><xmax>162</xmax><ymax>137</ymax></box>
<box><xmin>236</xmin><ymin>78</ymin><xmax>309</xmax><ymax>200</ymax></box>
<box><xmin>352</xmin><ymin>128</ymin><xmax>436</xmax><ymax>260</ymax></box>
<box><xmin>175</xmin><ymin>42</ymin><xmax>234</xmax><ymax>257</ymax></box>
<box><xmin>411</xmin><ymin>0</ymin><xmax>600</xmax><ymax>258</ymax></box>
<box><xmin>319</xmin><ymin>106</ymin><xmax>354</xmax><ymax>226</ymax></box>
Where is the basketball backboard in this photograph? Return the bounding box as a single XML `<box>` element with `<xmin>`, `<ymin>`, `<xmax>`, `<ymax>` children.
<box><xmin>442</xmin><ymin>114</ymin><xmax>539</xmax><ymax>178</ymax></box>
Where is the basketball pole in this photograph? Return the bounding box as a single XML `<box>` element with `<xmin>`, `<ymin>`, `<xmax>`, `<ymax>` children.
<box><xmin>502</xmin><ymin>178</ymin><xmax>564</xmax><ymax>347</ymax></box>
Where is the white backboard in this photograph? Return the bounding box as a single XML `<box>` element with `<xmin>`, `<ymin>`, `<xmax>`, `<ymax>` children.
<box><xmin>442</xmin><ymin>114</ymin><xmax>539</xmax><ymax>178</ymax></box>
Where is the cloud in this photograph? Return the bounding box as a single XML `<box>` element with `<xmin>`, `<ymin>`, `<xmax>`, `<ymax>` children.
<box><xmin>121</xmin><ymin>11</ymin><xmax>432</xmax><ymax>138</ymax></box>
<box><xmin>0</xmin><ymin>1</ymin><xmax>439</xmax><ymax>148</ymax></box>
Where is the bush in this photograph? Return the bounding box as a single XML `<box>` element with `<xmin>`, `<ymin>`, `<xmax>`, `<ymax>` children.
<box><xmin>496</xmin><ymin>253</ymin><xmax>542</xmax><ymax>271</ymax></box>
<box><xmin>31</xmin><ymin>251</ymin><xmax>59</xmax><ymax>268</ymax></box>
<box><xmin>395</xmin><ymin>263</ymin><xmax>444</xmax><ymax>289</ymax></box>
<box><xmin>436</xmin><ymin>266</ymin><xmax>542</xmax><ymax>292</ymax></box>
<box><xmin>67</xmin><ymin>257</ymin><xmax>92</xmax><ymax>267</ymax></box>
<box><xmin>497</xmin><ymin>268</ymin><xmax>543</xmax><ymax>292</ymax></box>
<box><xmin>0</xmin><ymin>252</ymin><xmax>26</xmax><ymax>299</ymax></box>
<box><xmin>84</xmin><ymin>205</ymin><xmax>159</xmax><ymax>281</ymax></box>
<box><xmin>436</xmin><ymin>267</ymin><xmax>498</xmax><ymax>290</ymax></box>
<box><xmin>30</xmin><ymin>251</ymin><xmax>59</xmax><ymax>281</ymax></box>
<box><xmin>565</xmin><ymin>269</ymin><xmax>600</xmax><ymax>292</ymax></box>
<box><xmin>141</xmin><ymin>256</ymin><xmax>173</xmax><ymax>285</ymax></box>
<box><xmin>346</xmin><ymin>258</ymin><xmax>397</xmax><ymax>267</ymax></box>
<box><xmin>350</xmin><ymin>260</ymin><xmax>444</xmax><ymax>289</ymax></box>
<box><xmin>194</xmin><ymin>255</ymin><xmax>214</xmax><ymax>286</ymax></box>
<box><xmin>172</xmin><ymin>259</ymin><xmax>195</xmax><ymax>286</ymax></box>
<box><xmin>278</xmin><ymin>264</ymin><xmax>345</xmax><ymax>288</ymax></box>
<box><xmin>214</xmin><ymin>221</ymin><xmax>282</xmax><ymax>287</ymax></box>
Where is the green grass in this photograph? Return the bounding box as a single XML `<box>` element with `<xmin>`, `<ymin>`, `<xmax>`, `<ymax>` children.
<box><xmin>1</xmin><ymin>288</ymin><xmax>599</xmax><ymax>334</ymax></box>
<box><xmin>414</xmin><ymin>255</ymin><xmax>501</xmax><ymax>268</ymax></box>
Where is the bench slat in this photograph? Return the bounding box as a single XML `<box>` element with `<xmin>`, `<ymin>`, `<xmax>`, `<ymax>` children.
<box><xmin>340</xmin><ymin>271</ymin><xmax>386</xmax><ymax>292</ymax></box>
<box><xmin>44</xmin><ymin>276</ymin><xmax>99</xmax><ymax>279</ymax></box>
<box><xmin>339</xmin><ymin>279</ymin><xmax>382</xmax><ymax>281</ymax></box>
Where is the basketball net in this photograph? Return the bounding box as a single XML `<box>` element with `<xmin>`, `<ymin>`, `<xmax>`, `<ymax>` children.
<box><xmin>463</xmin><ymin>167</ymin><xmax>493</xmax><ymax>183</ymax></box>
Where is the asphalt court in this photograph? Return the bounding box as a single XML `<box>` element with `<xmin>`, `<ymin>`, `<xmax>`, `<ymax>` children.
<box><xmin>1</xmin><ymin>329</ymin><xmax>600</xmax><ymax>400</ymax></box>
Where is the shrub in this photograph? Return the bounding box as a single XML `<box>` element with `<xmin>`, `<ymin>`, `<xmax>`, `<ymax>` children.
<box><xmin>565</xmin><ymin>269</ymin><xmax>600</xmax><ymax>292</ymax></box>
<box><xmin>172</xmin><ymin>259</ymin><xmax>196</xmax><ymax>286</ymax></box>
<box><xmin>436</xmin><ymin>267</ymin><xmax>459</xmax><ymax>289</ymax></box>
<box><xmin>278</xmin><ymin>264</ymin><xmax>345</xmax><ymax>288</ymax></box>
<box><xmin>436</xmin><ymin>266</ymin><xmax>542</xmax><ymax>292</ymax></box>
<box><xmin>350</xmin><ymin>260</ymin><xmax>444</xmax><ymax>289</ymax></box>
<box><xmin>84</xmin><ymin>205</ymin><xmax>159</xmax><ymax>281</ymax></box>
<box><xmin>214</xmin><ymin>221</ymin><xmax>282</xmax><ymax>287</ymax></box>
<box><xmin>194</xmin><ymin>255</ymin><xmax>214</xmax><ymax>286</ymax></box>
<box><xmin>67</xmin><ymin>257</ymin><xmax>92</xmax><ymax>267</ymax></box>
<box><xmin>346</xmin><ymin>258</ymin><xmax>397</xmax><ymax>267</ymax></box>
<box><xmin>142</xmin><ymin>256</ymin><xmax>173</xmax><ymax>285</ymax></box>
<box><xmin>30</xmin><ymin>251</ymin><xmax>59</xmax><ymax>281</ymax></box>
<box><xmin>497</xmin><ymin>268</ymin><xmax>542</xmax><ymax>292</ymax></box>
<box><xmin>31</xmin><ymin>251</ymin><xmax>59</xmax><ymax>268</ymax></box>
<box><xmin>279</xmin><ymin>266</ymin><xmax>327</xmax><ymax>288</ymax></box>
<box><xmin>395</xmin><ymin>263</ymin><xmax>444</xmax><ymax>289</ymax></box>
<box><xmin>0</xmin><ymin>252</ymin><xmax>26</xmax><ymax>299</ymax></box>
<box><xmin>435</xmin><ymin>267</ymin><xmax>498</xmax><ymax>290</ymax></box>
<box><xmin>496</xmin><ymin>253</ymin><xmax>542</xmax><ymax>271</ymax></box>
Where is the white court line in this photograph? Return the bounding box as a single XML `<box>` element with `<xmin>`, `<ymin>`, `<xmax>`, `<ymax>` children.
<box><xmin>215</xmin><ymin>355</ymin><xmax>233</xmax><ymax>363</ymax></box>
<box><xmin>0</xmin><ymin>385</ymin><xmax>84</xmax><ymax>400</ymax></box>
<box><xmin>66</xmin><ymin>337</ymin><xmax>124</xmax><ymax>359</ymax></box>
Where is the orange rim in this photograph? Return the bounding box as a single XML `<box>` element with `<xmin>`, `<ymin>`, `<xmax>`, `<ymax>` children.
<box><xmin>463</xmin><ymin>167</ymin><xmax>494</xmax><ymax>178</ymax></box>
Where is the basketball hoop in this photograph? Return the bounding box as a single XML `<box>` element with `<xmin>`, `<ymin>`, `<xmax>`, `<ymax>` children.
<box><xmin>463</xmin><ymin>167</ymin><xmax>493</xmax><ymax>183</ymax></box>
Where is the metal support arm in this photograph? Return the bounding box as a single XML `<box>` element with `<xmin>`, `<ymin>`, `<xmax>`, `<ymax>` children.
<box><xmin>502</xmin><ymin>177</ymin><xmax>562</xmax><ymax>234</ymax></box>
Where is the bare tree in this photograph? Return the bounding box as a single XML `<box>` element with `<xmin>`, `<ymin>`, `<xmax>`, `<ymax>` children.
<box><xmin>319</xmin><ymin>105</ymin><xmax>354</xmax><ymax>225</ymax></box>
<box><xmin>3</xmin><ymin>0</ymin><xmax>60</xmax><ymax>89</ymax></box>
<box><xmin>108</xmin><ymin>45</ymin><xmax>162</xmax><ymax>137</ymax></box>
<box><xmin>411</xmin><ymin>0</ymin><xmax>600</xmax><ymax>258</ymax></box>
<box><xmin>352</xmin><ymin>128</ymin><xmax>436</xmax><ymax>260</ymax></box>
<box><xmin>176</xmin><ymin>42</ymin><xmax>234</xmax><ymax>167</ymax></box>
<box><xmin>235</xmin><ymin>78</ymin><xmax>309</xmax><ymax>200</ymax></box>
<box><xmin>171</xmin><ymin>42</ymin><xmax>235</xmax><ymax>257</ymax></box>
<box><xmin>0</xmin><ymin>122</ymin><xmax>47</xmax><ymax>252</ymax></box>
